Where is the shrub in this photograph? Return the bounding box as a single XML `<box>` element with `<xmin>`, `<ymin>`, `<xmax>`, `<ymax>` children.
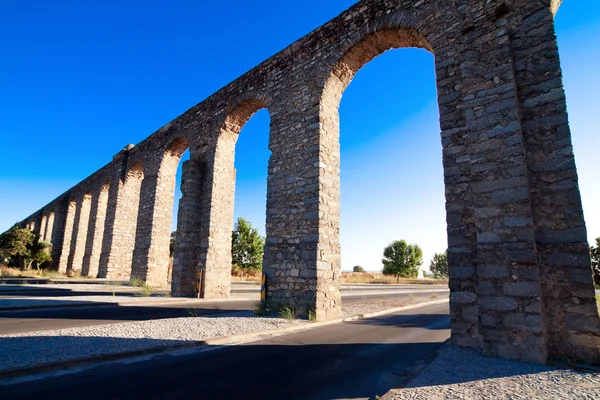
<box><xmin>353</xmin><ymin>265</ymin><xmax>365</xmax><ymax>273</ymax></box>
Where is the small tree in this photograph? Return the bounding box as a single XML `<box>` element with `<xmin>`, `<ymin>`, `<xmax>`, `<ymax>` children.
<box><xmin>382</xmin><ymin>240</ymin><xmax>423</xmax><ymax>282</ymax></box>
<box><xmin>430</xmin><ymin>251</ymin><xmax>448</xmax><ymax>279</ymax></box>
<box><xmin>169</xmin><ymin>231</ymin><xmax>176</xmax><ymax>257</ymax></box>
<box><xmin>29</xmin><ymin>241</ymin><xmax>52</xmax><ymax>270</ymax></box>
<box><xmin>231</xmin><ymin>217</ymin><xmax>265</xmax><ymax>279</ymax></box>
<box><xmin>353</xmin><ymin>265</ymin><xmax>365</xmax><ymax>273</ymax></box>
<box><xmin>591</xmin><ymin>238</ymin><xmax>600</xmax><ymax>287</ymax></box>
<box><xmin>0</xmin><ymin>226</ymin><xmax>52</xmax><ymax>270</ymax></box>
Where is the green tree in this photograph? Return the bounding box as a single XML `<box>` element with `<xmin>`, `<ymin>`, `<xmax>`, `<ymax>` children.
<box><xmin>353</xmin><ymin>265</ymin><xmax>365</xmax><ymax>273</ymax></box>
<box><xmin>169</xmin><ymin>231</ymin><xmax>176</xmax><ymax>257</ymax></box>
<box><xmin>231</xmin><ymin>217</ymin><xmax>265</xmax><ymax>278</ymax></box>
<box><xmin>0</xmin><ymin>226</ymin><xmax>52</xmax><ymax>270</ymax></box>
<box><xmin>430</xmin><ymin>251</ymin><xmax>448</xmax><ymax>279</ymax></box>
<box><xmin>382</xmin><ymin>240</ymin><xmax>423</xmax><ymax>282</ymax></box>
<box><xmin>591</xmin><ymin>238</ymin><xmax>600</xmax><ymax>287</ymax></box>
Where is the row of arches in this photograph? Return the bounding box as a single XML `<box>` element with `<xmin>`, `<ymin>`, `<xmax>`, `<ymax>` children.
<box><xmin>14</xmin><ymin>1</ymin><xmax>598</xmax><ymax>365</ymax></box>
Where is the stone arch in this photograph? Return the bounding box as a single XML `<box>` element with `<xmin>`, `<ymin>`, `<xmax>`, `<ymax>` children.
<box><xmin>171</xmin><ymin>98</ymin><xmax>270</xmax><ymax>297</ymax></box>
<box><xmin>58</xmin><ymin>198</ymin><xmax>77</xmax><ymax>273</ymax></box>
<box><xmin>82</xmin><ymin>181</ymin><xmax>110</xmax><ymax>277</ymax></box>
<box><xmin>67</xmin><ymin>192</ymin><xmax>93</xmax><ymax>274</ymax></box>
<box><xmin>131</xmin><ymin>137</ymin><xmax>190</xmax><ymax>286</ymax></box>
<box><xmin>321</xmin><ymin>29</ymin><xmax>432</xmax><ymax>112</ymax></box>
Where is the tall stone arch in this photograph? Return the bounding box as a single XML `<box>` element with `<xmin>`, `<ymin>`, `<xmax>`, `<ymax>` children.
<box><xmin>99</xmin><ymin>159</ymin><xmax>144</xmax><ymax>280</ymax></box>
<box><xmin>172</xmin><ymin>98</ymin><xmax>270</xmax><ymax>298</ymax></box>
<box><xmin>132</xmin><ymin>137</ymin><xmax>189</xmax><ymax>287</ymax></box>
<box><xmin>82</xmin><ymin>181</ymin><xmax>110</xmax><ymax>277</ymax></box>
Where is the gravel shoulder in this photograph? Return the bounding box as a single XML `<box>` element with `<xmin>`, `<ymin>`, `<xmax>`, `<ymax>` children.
<box><xmin>0</xmin><ymin>297</ymin><xmax>441</xmax><ymax>373</ymax></box>
<box><xmin>387</xmin><ymin>346</ymin><xmax>600</xmax><ymax>400</ymax></box>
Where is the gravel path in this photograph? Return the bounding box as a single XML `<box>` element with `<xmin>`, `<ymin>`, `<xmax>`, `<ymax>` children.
<box><xmin>0</xmin><ymin>311</ymin><xmax>306</xmax><ymax>371</ymax></box>
<box><xmin>388</xmin><ymin>346</ymin><xmax>600</xmax><ymax>400</ymax></box>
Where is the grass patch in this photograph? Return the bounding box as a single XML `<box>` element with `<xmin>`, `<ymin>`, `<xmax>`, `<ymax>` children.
<box><xmin>0</xmin><ymin>265</ymin><xmax>64</xmax><ymax>279</ymax></box>
<box><xmin>279</xmin><ymin>304</ymin><xmax>296</xmax><ymax>320</ymax></box>
<box><xmin>130</xmin><ymin>278</ymin><xmax>145</xmax><ymax>288</ymax></box>
<box><xmin>134</xmin><ymin>283</ymin><xmax>154</xmax><ymax>297</ymax></box>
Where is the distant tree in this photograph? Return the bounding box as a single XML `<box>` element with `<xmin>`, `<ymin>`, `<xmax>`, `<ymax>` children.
<box><xmin>231</xmin><ymin>218</ymin><xmax>265</xmax><ymax>278</ymax></box>
<box><xmin>0</xmin><ymin>226</ymin><xmax>52</xmax><ymax>270</ymax></box>
<box><xmin>591</xmin><ymin>238</ymin><xmax>600</xmax><ymax>287</ymax></box>
<box><xmin>430</xmin><ymin>251</ymin><xmax>448</xmax><ymax>279</ymax></box>
<box><xmin>353</xmin><ymin>265</ymin><xmax>365</xmax><ymax>273</ymax></box>
<box><xmin>382</xmin><ymin>240</ymin><xmax>423</xmax><ymax>282</ymax></box>
<box><xmin>169</xmin><ymin>231</ymin><xmax>177</xmax><ymax>257</ymax></box>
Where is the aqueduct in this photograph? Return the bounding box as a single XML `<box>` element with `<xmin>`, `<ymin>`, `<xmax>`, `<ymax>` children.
<box><xmin>11</xmin><ymin>0</ymin><xmax>599</xmax><ymax>364</ymax></box>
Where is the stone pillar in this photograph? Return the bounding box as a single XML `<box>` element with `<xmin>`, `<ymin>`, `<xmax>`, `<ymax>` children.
<box><xmin>39</xmin><ymin>215</ymin><xmax>47</xmax><ymax>242</ymax></box>
<box><xmin>82</xmin><ymin>184</ymin><xmax>109</xmax><ymax>278</ymax></box>
<box><xmin>433</xmin><ymin>10</ymin><xmax>549</xmax><ymax>363</ymax></box>
<box><xmin>99</xmin><ymin>156</ymin><xmax>144</xmax><ymax>280</ymax></box>
<box><xmin>57</xmin><ymin>200</ymin><xmax>77</xmax><ymax>274</ymax></box>
<box><xmin>45</xmin><ymin>212</ymin><xmax>55</xmax><ymax>246</ymax></box>
<box><xmin>67</xmin><ymin>194</ymin><xmax>92</xmax><ymax>274</ymax></box>
<box><xmin>50</xmin><ymin>204</ymin><xmax>67</xmax><ymax>271</ymax></box>
<box><xmin>508</xmin><ymin>3</ymin><xmax>600</xmax><ymax>364</ymax></box>
<box><xmin>131</xmin><ymin>170</ymin><xmax>172</xmax><ymax>287</ymax></box>
<box><xmin>172</xmin><ymin>159</ymin><xmax>207</xmax><ymax>296</ymax></box>
<box><xmin>262</xmin><ymin>106</ymin><xmax>342</xmax><ymax>321</ymax></box>
<box><xmin>172</xmin><ymin>137</ymin><xmax>234</xmax><ymax>299</ymax></box>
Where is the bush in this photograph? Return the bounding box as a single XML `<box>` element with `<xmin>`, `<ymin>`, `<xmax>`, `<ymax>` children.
<box><xmin>353</xmin><ymin>265</ymin><xmax>365</xmax><ymax>273</ymax></box>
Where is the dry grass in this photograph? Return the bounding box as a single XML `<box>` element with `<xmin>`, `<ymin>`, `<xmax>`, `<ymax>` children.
<box><xmin>230</xmin><ymin>271</ymin><xmax>448</xmax><ymax>285</ymax></box>
<box><xmin>0</xmin><ymin>264</ymin><xmax>63</xmax><ymax>279</ymax></box>
<box><xmin>341</xmin><ymin>272</ymin><xmax>448</xmax><ymax>285</ymax></box>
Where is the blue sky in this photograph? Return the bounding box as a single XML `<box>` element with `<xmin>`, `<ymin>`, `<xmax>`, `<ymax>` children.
<box><xmin>1</xmin><ymin>1</ymin><xmax>598</xmax><ymax>272</ymax></box>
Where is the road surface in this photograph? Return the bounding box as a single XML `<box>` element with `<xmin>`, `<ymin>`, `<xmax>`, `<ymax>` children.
<box><xmin>0</xmin><ymin>302</ymin><xmax>450</xmax><ymax>400</ymax></box>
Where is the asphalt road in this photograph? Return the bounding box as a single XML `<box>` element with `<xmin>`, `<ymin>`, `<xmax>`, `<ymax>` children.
<box><xmin>0</xmin><ymin>291</ymin><xmax>448</xmax><ymax>334</ymax></box>
<box><xmin>0</xmin><ymin>302</ymin><xmax>451</xmax><ymax>400</ymax></box>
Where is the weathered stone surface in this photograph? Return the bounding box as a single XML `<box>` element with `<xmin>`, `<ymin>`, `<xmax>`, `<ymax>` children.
<box><xmin>10</xmin><ymin>0</ymin><xmax>600</xmax><ymax>365</ymax></box>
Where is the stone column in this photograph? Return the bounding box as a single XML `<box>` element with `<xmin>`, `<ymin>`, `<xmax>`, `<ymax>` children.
<box><xmin>57</xmin><ymin>200</ymin><xmax>77</xmax><ymax>274</ymax></box>
<box><xmin>262</xmin><ymin>106</ymin><xmax>342</xmax><ymax>322</ymax></box>
<box><xmin>172</xmin><ymin>159</ymin><xmax>207</xmax><ymax>296</ymax></box>
<box><xmin>433</xmin><ymin>10</ymin><xmax>549</xmax><ymax>363</ymax></box>
<box><xmin>99</xmin><ymin>153</ymin><xmax>144</xmax><ymax>280</ymax></box>
<box><xmin>172</xmin><ymin>138</ymin><xmax>235</xmax><ymax>299</ymax></box>
<box><xmin>508</xmin><ymin>3</ymin><xmax>600</xmax><ymax>364</ymax></box>
<box><xmin>39</xmin><ymin>215</ymin><xmax>47</xmax><ymax>242</ymax></box>
<box><xmin>67</xmin><ymin>194</ymin><xmax>92</xmax><ymax>274</ymax></box>
<box><xmin>45</xmin><ymin>212</ymin><xmax>55</xmax><ymax>246</ymax></box>
<box><xmin>131</xmin><ymin>169</ymin><xmax>173</xmax><ymax>287</ymax></box>
<box><xmin>50</xmin><ymin>203</ymin><xmax>67</xmax><ymax>271</ymax></box>
<box><xmin>82</xmin><ymin>185</ymin><xmax>109</xmax><ymax>278</ymax></box>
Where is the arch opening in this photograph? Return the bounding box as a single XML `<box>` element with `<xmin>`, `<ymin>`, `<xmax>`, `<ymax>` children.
<box><xmin>317</xmin><ymin>28</ymin><xmax>447</xmax><ymax>312</ymax></box>
<box><xmin>230</xmin><ymin>104</ymin><xmax>271</xmax><ymax>282</ymax></box>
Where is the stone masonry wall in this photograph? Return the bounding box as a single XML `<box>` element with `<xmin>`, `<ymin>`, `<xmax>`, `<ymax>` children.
<box><xmin>12</xmin><ymin>0</ymin><xmax>599</xmax><ymax>364</ymax></box>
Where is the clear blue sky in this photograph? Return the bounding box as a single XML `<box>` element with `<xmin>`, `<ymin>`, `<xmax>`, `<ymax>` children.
<box><xmin>1</xmin><ymin>1</ymin><xmax>598</xmax><ymax>272</ymax></box>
